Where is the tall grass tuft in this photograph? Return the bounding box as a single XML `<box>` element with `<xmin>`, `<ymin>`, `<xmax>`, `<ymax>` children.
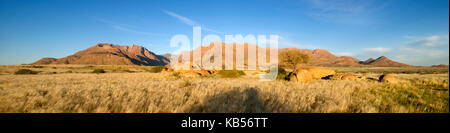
<box><xmin>217</xmin><ymin>70</ymin><xmax>245</xmax><ymax>78</ymax></box>
<box><xmin>14</xmin><ymin>69</ymin><xmax>39</xmax><ymax>75</ymax></box>
<box><xmin>148</xmin><ymin>66</ymin><xmax>166</xmax><ymax>73</ymax></box>
<box><xmin>92</xmin><ymin>69</ymin><xmax>106</xmax><ymax>74</ymax></box>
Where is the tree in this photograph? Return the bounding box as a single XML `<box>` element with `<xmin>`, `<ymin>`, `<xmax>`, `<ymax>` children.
<box><xmin>279</xmin><ymin>50</ymin><xmax>310</xmax><ymax>70</ymax></box>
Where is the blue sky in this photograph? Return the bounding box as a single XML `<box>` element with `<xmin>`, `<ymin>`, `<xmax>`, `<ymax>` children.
<box><xmin>0</xmin><ymin>0</ymin><xmax>448</xmax><ymax>65</ymax></box>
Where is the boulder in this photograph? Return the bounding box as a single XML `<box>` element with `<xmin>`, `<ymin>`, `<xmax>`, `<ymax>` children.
<box><xmin>289</xmin><ymin>67</ymin><xmax>335</xmax><ymax>82</ymax></box>
<box><xmin>288</xmin><ymin>72</ymin><xmax>298</xmax><ymax>82</ymax></box>
<box><xmin>180</xmin><ymin>71</ymin><xmax>202</xmax><ymax>77</ymax></box>
<box><xmin>288</xmin><ymin>69</ymin><xmax>313</xmax><ymax>82</ymax></box>
<box><xmin>379</xmin><ymin>74</ymin><xmax>398</xmax><ymax>83</ymax></box>
<box><xmin>341</xmin><ymin>74</ymin><xmax>358</xmax><ymax>80</ymax></box>
<box><xmin>210</xmin><ymin>68</ymin><xmax>220</xmax><ymax>74</ymax></box>
<box><xmin>176</xmin><ymin>70</ymin><xmax>211</xmax><ymax>77</ymax></box>
<box><xmin>325</xmin><ymin>73</ymin><xmax>359</xmax><ymax>80</ymax></box>
<box><xmin>162</xmin><ymin>66</ymin><xmax>174</xmax><ymax>72</ymax></box>
<box><xmin>196</xmin><ymin>70</ymin><xmax>211</xmax><ymax>76</ymax></box>
<box><xmin>304</xmin><ymin>67</ymin><xmax>336</xmax><ymax>79</ymax></box>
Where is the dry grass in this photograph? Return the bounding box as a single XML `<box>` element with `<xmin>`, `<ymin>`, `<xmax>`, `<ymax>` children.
<box><xmin>329</xmin><ymin>66</ymin><xmax>449</xmax><ymax>74</ymax></box>
<box><xmin>0</xmin><ymin>65</ymin><xmax>448</xmax><ymax>113</ymax></box>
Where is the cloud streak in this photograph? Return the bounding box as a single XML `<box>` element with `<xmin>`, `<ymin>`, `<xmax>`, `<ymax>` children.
<box><xmin>163</xmin><ymin>10</ymin><xmax>197</xmax><ymax>26</ymax></box>
<box><xmin>96</xmin><ymin>18</ymin><xmax>165</xmax><ymax>36</ymax></box>
<box><xmin>335</xmin><ymin>52</ymin><xmax>355</xmax><ymax>56</ymax></box>
<box><xmin>363</xmin><ymin>47</ymin><xmax>391</xmax><ymax>53</ymax></box>
<box><xmin>305</xmin><ymin>0</ymin><xmax>388</xmax><ymax>25</ymax></box>
<box><xmin>162</xmin><ymin>10</ymin><xmax>225</xmax><ymax>34</ymax></box>
<box><xmin>354</xmin><ymin>34</ymin><xmax>449</xmax><ymax>65</ymax></box>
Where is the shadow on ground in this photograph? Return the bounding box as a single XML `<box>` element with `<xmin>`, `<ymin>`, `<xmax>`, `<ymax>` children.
<box><xmin>184</xmin><ymin>87</ymin><xmax>293</xmax><ymax>113</ymax></box>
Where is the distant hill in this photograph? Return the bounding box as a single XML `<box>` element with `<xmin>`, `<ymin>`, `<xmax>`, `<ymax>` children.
<box><xmin>280</xmin><ymin>48</ymin><xmax>362</xmax><ymax>67</ymax></box>
<box><xmin>32</xmin><ymin>43</ymin><xmax>169</xmax><ymax>66</ymax></box>
<box><xmin>359</xmin><ymin>56</ymin><xmax>409</xmax><ymax>67</ymax></box>
<box><xmin>33</xmin><ymin>57</ymin><xmax>58</xmax><ymax>65</ymax></box>
<box><xmin>431</xmin><ymin>64</ymin><xmax>449</xmax><ymax>68</ymax></box>
<box><xmin>171</xmin><ymin>42</ymin><xmax>411</xmax><ymax>68</ymax></box>
<box><xmin>33</xmin><ymin>42</ymin><xmax>411</xmax><ymax>67</ymax></box>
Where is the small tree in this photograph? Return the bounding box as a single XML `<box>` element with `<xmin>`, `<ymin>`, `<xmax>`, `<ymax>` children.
<box><xmin>14</xmin><ymin>69</ymin><xmax>38</xmax><ymax>75</ymax></box>
<box><xmin>148</xmin><ymin>66</ymin><xmax>166</xmax><ymax>73</ymax></box>
<box><xmin>92</xmin><ymin>69</ymin><xmax>106</xmax><ymax>74</ymax></box>
<box><xmin>279</xmin><ymin>50</ymin><xmax>310</xmax><ymax>70</ymax></box>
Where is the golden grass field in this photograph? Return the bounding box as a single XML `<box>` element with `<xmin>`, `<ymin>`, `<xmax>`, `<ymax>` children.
<box><xmin>0</xmin><ymin>65</ymin><xmax>448</xmax><ymax>113</ymax></box>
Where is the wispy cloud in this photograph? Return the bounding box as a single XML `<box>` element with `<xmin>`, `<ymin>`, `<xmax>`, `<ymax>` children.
<box><xmin>335</xmin><ymin>52</ymin><xmax>355</xmax><ymax>56</ymax></box>
<box><xmin>162</xmin><ymin>10</ymin><xmax>197</xmax><ymax>26</ymax></box>
<box><xmin>397</xmin><ymin>34</ymin><xmax>449</xmax><ymax>57</ymax></box>
<box><xmin>110</xmin><ymin>25</ymin><xmax>165</xmax><ymax>36</ymax></box>
<box><xmin>162</xmin><ymin>10</ymin><xmax>224</xmax><ymax>34</ymax></box>
<box><xmin>96</xmin><ymin>18</ymin><xmax>165</xmax><ymax>36</ymax></box>
<box><xmin>363</xmin><ymin>47</ymin><xmax>391</xmax><ymax>53</ymax></box>
<box><xmin>355</xmin><ymin>34</ymin><xmax>449</xmax><ymax>65</ymax></box>
<box><xmin>277</xmin><ymin>36</ymin><xmax>319</xmax><ymax>49</ymax></box>
<box><xmin>408</xmin><ymin>35</ymin><xmax>449</xmax><ymax>47</ymax></box>
<box><xmin>305</xmin><ymin>0</ymin><xmax>388</xmax><ymax>24</ymax></box>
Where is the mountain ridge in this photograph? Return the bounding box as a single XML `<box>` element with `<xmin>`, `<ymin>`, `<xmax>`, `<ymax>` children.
<box><xmin>33</xmin><ymin>43</ymin><xmax>410</xmax><ymax>67</ymax></box>
<box><xmin>33</xmin><ymin>43</ymin><xmax>169</xmax><ymax>66</ymax></box>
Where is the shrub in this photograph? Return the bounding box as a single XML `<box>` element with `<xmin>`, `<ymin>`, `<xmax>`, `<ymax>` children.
<box><xmin>265</xmin><ymin>67</ymin><xmax>288</xmax><ymax>80</ymax></box>
<box><xmin>14</xmin><ymin>69</ymin><xmax>38</xmax><ymax>75</ymax></box>
<box><xmin>217</xmin><ymin>70</ymin><xmax>245</xmax><ymax>78</ymax></box>
<box><xmin>148</xmin><ymin>66</ymin><xmax>166</xmax><ymax>73</ymax></box>
<box><xmin>92</xmin><ymin>69</ymin><xmax>106</xmax><ymax>74</ymax></box>
<box><xmin>171</xmin><ymin>72</ymin><xmax>181</xmax><ymax>79</ymax></box>
<box><xmin>31</xmin><ymin>65</ymin><xmax>44</xmax><ymax>68</ymax></box>
<box><xmin>276</xmin><ymin>68</ymin><xmax>288</xmax><ymax>80</ymax></box>
<box><xmin>279</xmin><ymin>50</ymin><xmax>310</xmax><ymax>70</ymax></box>
<box><xmin>122</xmin><ymin>69</ymin><xmax>134</xmax><ymax>73</ymax></box>
<box><xmin>84</xmin><ymin>65</ymin><xmax>94</xmax><ymax>69</ymax></box>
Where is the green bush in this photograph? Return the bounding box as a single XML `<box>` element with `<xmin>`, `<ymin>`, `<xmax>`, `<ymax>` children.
<box><xmin>84</xmin><ymin>65</ymin><xmax>94</xmax><ymax>69</ymax></box>
<box><xmin>14</xmin><ymin>69</ymin><xmax>38</xmax><ymax>75</ymax></box>
<box><xmin>276</xmin><ymin>68</ymin><xmax>288</xmax><ymax>80</ymax></box>
<box><xmin>148</xmin><ymin>66</ymin><xmax>166</xmax><ymax>73</ymax></box>
<box><xmin>217</xmin><ymin>70</ymin><xmax>245</xmax><ymax>78</ymax></box>
<box><xmin>171</xmin><ymin>72</ymin><xmax>181</xmax><ymax>79</ymax></box>
<box><xmin>265</xmin><ymin>67</ymin><xmax>288</xmax><ymax>80</ymax></box>
<box><xmin>279</xmin><ymin>50</ymin><xmax>310</xmax><ymax>69</ymax></box>
<box><xmin>92</xmin><ymin>69</ymin><xmax>106</xmax><ymax>74</ymax></box>
<box><xmin>31</xmin><ymin>65</ymin><xmax>44</xmax><ymax>68</ymax></box>
<box><xmin>122</xmin><ymin>69</ymin><xmax>134</xmax><ymax>73</ymax></box>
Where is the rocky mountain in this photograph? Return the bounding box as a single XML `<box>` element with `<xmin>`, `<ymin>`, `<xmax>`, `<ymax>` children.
<box><xmin>33</xmin><ymin>42</ymin><xmax>410</xmax><ymax>67</ymax></box>
<box><xmin>279</xmin><ymin>48</ymin><xmax>362</xmax><ymax>67</ymax></box>
<box><xmin>171</xmin><ymin>42</ymin><xmax>410</xmax><ymax>68</ymax></box>
<box><xmin>431</xmin><ymin>64</ymin><xmax>449</xmax><ymax>68</ymax></box>
<box><xmin>32</xmin><ymin>43</ymin><xmax>169</xmax><ymax>66</ymax></box>
<box><xmin>33</xmin><ymin>58</ymin><xmax>58</xmax><ymax>65</ymax></box>
<box><xmin>359</xmin><ymin>56</ymin><xmax>409</xmax><ymax>67</ymax></box>
<box><xmin>360</xmin><ymin>58</ymin><xmax>375</xmax><ymax>65</ymax></box>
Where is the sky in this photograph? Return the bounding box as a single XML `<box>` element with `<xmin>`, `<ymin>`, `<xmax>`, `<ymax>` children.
<box><xmin>0</xmin><ymin>0</ymin><xmax>448</xmax><ymax>66</ymax></box>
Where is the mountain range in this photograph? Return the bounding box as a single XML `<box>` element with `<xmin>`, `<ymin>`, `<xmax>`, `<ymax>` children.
<box><xmin>33</xmin><ymin>43</ymin><xmax>169</xmax><ymax>66</ymax></box>
<box><xmin>33</xmin><ymin>43</ymin><xmax>410</xmax><ymax>67</ymax></box>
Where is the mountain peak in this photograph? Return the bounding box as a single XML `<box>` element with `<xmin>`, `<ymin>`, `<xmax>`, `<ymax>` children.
<box><xmin>313</xmin><ymin>49</ymin><xmax>329</xmax><ymax>52</ymax></box>
<box><xmin>377</xmin><ymin>56</ymin><xmax>388</xmax><ymax>60</ymax></box>
<box><xmin>33</xmin><ymin>43</ymin><xmax>169</xmax><ymax>66</ymax></box>
<box><xmin>95</xmin><ymin>43</ymin><xmax>113</xmax><ymax>47</ymax></box>
<box><xmin>32</xmin><ymin>43</ymin><xmax>411</xmax><ymax>67</ymax></box>
<box><xmin>363</xmin><ymin>56</ymin><xmax>409</xmax><ymax>67</ymax></box>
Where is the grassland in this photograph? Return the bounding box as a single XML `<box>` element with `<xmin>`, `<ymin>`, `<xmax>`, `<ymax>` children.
<box><xmin>0</xmin><ymin>65</ymin><xmax>448</xmax><ymax>113</ymax></box>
